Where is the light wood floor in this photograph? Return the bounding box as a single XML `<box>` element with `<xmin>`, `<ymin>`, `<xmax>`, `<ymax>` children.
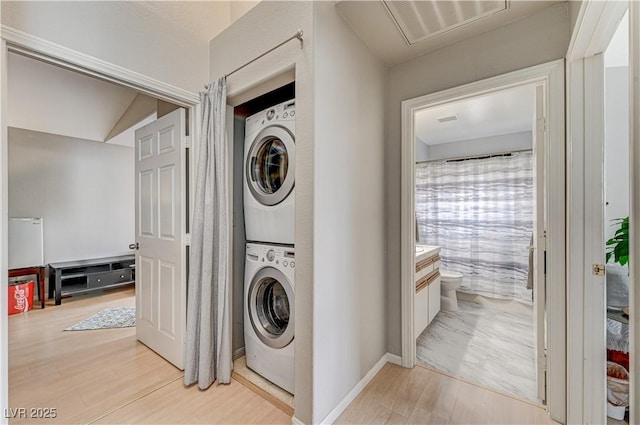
<box><xmin>8</xmin><ymin>287</ymin><xmax>290</xmax><ymax>424</ymax></box>
<box><xmin>10</xmin><ymin>287</ymin><xmax>558</xmax><ymax>424</ymax></box>
<box><xmin>336</xmin><ymin>363</ymin><xmax>558</xmax><ymax>425</ymax></box>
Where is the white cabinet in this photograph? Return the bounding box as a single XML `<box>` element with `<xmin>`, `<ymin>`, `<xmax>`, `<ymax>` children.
<box><xmin>414</xmin><ymin>247</ymin><xmax>441</xmax><ymax>338</ymax></box>
<box><xmin>428</xmin><ymin>277</ymin><xmax>441</xmax><ymax>324</ymax></box>
<box><xmin>415</xmin><ymin>286</ymin><xmax>429</xmax><ymax>338</ymax></box>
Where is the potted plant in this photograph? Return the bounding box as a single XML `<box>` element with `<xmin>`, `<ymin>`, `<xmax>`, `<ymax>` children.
<box><xmin>606</xmin><ymin>217</ymin><xmax>629</xmax><ymax>266</ymax></box>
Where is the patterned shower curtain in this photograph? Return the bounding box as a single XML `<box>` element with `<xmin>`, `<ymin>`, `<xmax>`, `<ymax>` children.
<box><xmin>416</xmin><ymin>152</ymin><xmax>534</xmax><ymax>303</ymax></box>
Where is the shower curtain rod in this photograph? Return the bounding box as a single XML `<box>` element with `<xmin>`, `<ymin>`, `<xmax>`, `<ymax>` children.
<box><xmin>206</xmin><ymin>29</ymin><xmax>304</xmax><ymax>87</ymax></box>
<box><xmin>416</xmin><ymin>148</ymin><xmax>533</xmax><ymax>164</ymax></box>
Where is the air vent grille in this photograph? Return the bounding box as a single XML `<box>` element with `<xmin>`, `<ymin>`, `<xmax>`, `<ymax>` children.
<box><xmin>383</xmin><ymin>0</ymin><xmax>508</xmax><ymax>45</ymax></box>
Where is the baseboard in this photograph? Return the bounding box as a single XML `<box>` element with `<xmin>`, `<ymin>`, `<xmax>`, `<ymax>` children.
<box><xmin>385</xmin><ymin>353</ymin><xmax>402</xmax><ymax>366</ymax></box>
<box><xmin>233</xmin><ymin>347</ymin><xmax>245</xmax><ymax>361</ymax></box>
<box><xmin>318</xmin><ymin>352</ymin><xmax>396</xmax><ymax>424</ymax></box>
<box><xmin>291</xmin><ymin>416</ymin><xmax>305</xmax><ymax>425</ymax></box>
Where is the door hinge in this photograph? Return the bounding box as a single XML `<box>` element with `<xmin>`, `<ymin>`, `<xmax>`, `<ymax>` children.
<box><xmin>183</xmin><ymin>136</ymin><xmax>191</xmax><ymax>148</ymax></box>
<box><xmin>537</xmin><ymin>117</ymin><xmax>546</xmax><ymax>133</ymax></box>
<box><xmin>592</xmin><ymin>264</ymin><xmax>605</xmax><ymax>276</ymax></box>
<box><xmin>539</xmin><ymin>353</ymin><xmax>547</xmax><ymax>372</ymax></box>
<box><xmin>185</xmin><ymin>234</ymin><xmax>191</xmax><ymax>246</ymax></box>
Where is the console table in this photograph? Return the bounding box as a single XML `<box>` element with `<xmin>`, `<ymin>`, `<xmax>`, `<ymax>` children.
<box><xmin>8</xmin><ymin>266</ymin><xmax>46</xmax><ymax>309</ymax></box>
<box><xmin>49</xmin><ymin>255</ymin><xmax>135</xmax><ymax>305</ymax></box>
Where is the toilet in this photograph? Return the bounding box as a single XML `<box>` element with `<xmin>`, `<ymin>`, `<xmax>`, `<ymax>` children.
<box><xmin>440</xmin><ymin>270</ymin><xmax>464</xmax><ymax>311</ymax></box>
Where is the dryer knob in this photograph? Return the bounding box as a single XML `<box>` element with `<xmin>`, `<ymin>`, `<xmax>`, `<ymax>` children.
<box><xmin>266</xmin><ymin>250</ymin><xmax>275</xmax><ymax>261</ymax></box>
<box><xmin>266</xmin><ymin>109</ymin><xmax>275</xmax><ymax>120</ymax></box>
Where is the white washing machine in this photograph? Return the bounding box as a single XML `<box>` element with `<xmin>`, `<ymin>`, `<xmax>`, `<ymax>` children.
<box><xmin>244</xmin><ymin>242</ymin><xmax>295</xmax><ymax>393</ymax></box>
<box><xmin>244</xmin><ymin>99</ymin><xmax>295</xmax><ymax>245</ymax></box>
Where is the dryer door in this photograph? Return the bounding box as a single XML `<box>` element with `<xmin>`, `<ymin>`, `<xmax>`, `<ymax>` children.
<box><xmin>248</xmin><ymin>267</ymin><xmax>294</xmax><ymax>349</ymax></box>
<box><xmin>246</xmin><ymin>125</ymin><xmax>295</xmax><ymax>206</ymax></box>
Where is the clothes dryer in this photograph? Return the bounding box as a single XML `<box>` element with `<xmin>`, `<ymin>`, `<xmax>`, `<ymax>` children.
<box><xmin>244</xmin><ymin>242</ymin><xmax>295</xmax><ymax>393</ymax></box>
<box><xmin>244</xmin><ymin>99</ymin><xmax>295</xmax><ymax>245</ymax></box>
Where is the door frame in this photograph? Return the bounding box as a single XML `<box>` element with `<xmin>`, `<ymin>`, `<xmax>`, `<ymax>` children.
<box><xmin>0</xmin><ymin>26</ymin><xmax>201</xmax><ymax>420</ymax></box>
<box><xmin>400</xmin><ymin>60</ymin><xmax>565</xmax><ymax>421</ymax></box>
<box><xmin>565</xmin><ymin>2</ymin><xmax>629</xmax><ymax>423</ymax></box>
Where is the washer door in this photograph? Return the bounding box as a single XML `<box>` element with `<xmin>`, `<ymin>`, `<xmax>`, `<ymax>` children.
<box><xmin>248</xmin><ymin>267</ymin><xmax>294</xmax><ymax>349</ymax></box>
<box><xmin>246</xmin><ymin>125</ymin><xmax>295</xmax><ymax>206</ymax></box>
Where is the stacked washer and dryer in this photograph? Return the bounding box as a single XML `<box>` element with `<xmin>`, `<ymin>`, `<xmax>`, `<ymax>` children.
<box><xmin>243</xmin><ymin>99</ymin><xmax>296</xmax><ymax>394</ymax></box>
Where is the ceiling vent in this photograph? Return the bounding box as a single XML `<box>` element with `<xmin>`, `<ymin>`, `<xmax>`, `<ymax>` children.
<box><xmin>382</xmin><ymin>0</ymin><xmax>509</xmax><ymax>45</ymax></box>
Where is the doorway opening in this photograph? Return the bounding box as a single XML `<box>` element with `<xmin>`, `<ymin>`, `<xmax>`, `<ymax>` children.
<box><xmin>3</xmin><ymin>44</ymin><xmax>195</xmax><ymax>423</ymax></box>
<box><xmin>400</xmin><ymin>60</ymin><xmax>566</xmax><ymax>422</ymax></box>
<box><xmin>603</xmin><ymin>10</ymin><xmax>631</xmax><ymax>425</ymax></box>
<box><xmin>413</xmin><ymin>84</ymin><xmax>542</xmax><ymax>402</ymax></box>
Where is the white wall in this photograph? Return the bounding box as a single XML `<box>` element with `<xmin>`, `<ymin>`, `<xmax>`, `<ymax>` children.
<box><xmin>8</xmin><ymin>128</ymin><xmax>134</xmax><ymax>264</ymax></box>
<box><xmin>415</xmin><ymin>137</ymin><xmax>430</xmax><ymax>162</ymax></box>
<box><xmin>312</xmin><ymin>2</ymin><xmax>387</xmax><ymax>422</ymax></box>
<box><xmin>386</xmin><ymin>3</ymin><xmax>571</xmax><ymax>355</ymax></box>
<box><xmin>230</xmin><ymin>1</ymin><xmax>260</xmax><ymax>24</ymax></box>
<box><xmin>604</xmin><ymin>66</ymin><xmax>630</xmax><ymax>243</ymax></box>
<box><xmin>1</xmin><ymin>1</ymin><xmax>230</xmax><ymax>93</ymax></box>
<box><xmin>417</xmin><ymin>131</ymin><xmax>532</xmax><ymax>163</ymax></box>
<box><xmin>209</xmin><ymin>2</ymin><xmax>315</xmax><ymax>422</ymax></box>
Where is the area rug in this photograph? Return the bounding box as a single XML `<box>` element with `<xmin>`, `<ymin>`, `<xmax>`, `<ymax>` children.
<box><xmin>64</xmin><ymin>307</ymin><xmax>135</xmax><ymax>331</ymax></box>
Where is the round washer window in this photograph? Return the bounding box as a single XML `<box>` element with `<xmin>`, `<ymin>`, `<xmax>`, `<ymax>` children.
<box><xmin>255</xmin><ymin>277</ymin><xmax>290</xmax><ymax>336</ymax></box>
<box><xmin>246</xmin><ymin>125</ymin><xmax>295</xmax><ymax>207</ymax></box>
<box><xmin>248</xmin><ymin>267</ymin><xmax>295</xmax><ymax>349</ymax></box>
<box><xmin>253</xmin><ymin>138</ymin><xmax>288</xmax><ymax>194</ymax></box>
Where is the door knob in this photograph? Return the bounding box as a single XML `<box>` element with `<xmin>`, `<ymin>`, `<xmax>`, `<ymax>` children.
<box><xmin>129</xmin><ymin>242</ymin><xmax>139</xmax><ymax>250</ymax></box>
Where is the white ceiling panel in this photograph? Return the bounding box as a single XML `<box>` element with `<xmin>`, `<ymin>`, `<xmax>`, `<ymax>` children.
<box><xmin>415</xmin><ymin>84</ymin><xmax>535</xmax><ymax>145</ymax></box>
<box><xmin>383</xmin><ymin>0</ymin><xmax>507</xmax><ymax>45</ymax></box>
<box><xmin>336</xmin><ymin>0</ymin><xmax>565</xmax><ymax>66</ymax></box>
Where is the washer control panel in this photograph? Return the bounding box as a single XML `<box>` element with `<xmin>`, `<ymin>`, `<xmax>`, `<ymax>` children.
<box><xmin>246</xmin><ymin>244</ymin><xmax>295</xmax><ymax>268</ymax></box>
<box><xmin>245</xmin><ymin>99</ymin><xmax>295</xmax><ymax>134</ymax></box>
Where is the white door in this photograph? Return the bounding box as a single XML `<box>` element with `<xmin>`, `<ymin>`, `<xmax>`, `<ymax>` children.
<box><xmin>134</xmin><ymin>108</ymin><xmax>186</xmax><ymax>369</ymax></box>
<box><xmin>532</xmin><ymin>84</ymin><xmax>547</xmax><ymax>403</ymax></box>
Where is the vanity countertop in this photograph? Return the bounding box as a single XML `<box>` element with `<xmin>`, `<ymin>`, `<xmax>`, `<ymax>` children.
<box><xmin>416</xmin><ymin>245</ymin><xmax>440</xmax><ymax>263</ymax></box>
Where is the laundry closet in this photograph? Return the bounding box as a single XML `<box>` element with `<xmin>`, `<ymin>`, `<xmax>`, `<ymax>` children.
<box><xmin>210</xmin><ymin>2</ymin><xmax>388</xmax><ymax>422</ymax></box>
<box><xmin>230</xmin><ymin>82</ymin><xmax>296</xmax><ymax>407</ymax></box>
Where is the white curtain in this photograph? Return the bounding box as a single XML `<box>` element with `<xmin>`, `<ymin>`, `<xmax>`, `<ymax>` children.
<box><xmin>184</xmin><ymin>77</ymin><xmax>232</xmax><ymax>389</ymax></box>
<box><xmin>416</xmin><ymin>152</ymin><xmax>534</xmax><ymax>303</ymax></box>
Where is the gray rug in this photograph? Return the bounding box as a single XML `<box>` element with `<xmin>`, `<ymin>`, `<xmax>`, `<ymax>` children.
<box><xmin>65</xmin><ymin>307</ymin><xmax>135</xmax><ymax>331</ymax></box>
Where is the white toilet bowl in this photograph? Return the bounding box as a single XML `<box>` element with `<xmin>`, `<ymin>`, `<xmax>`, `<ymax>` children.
<box><xmin>440</xmin><ymin>270</ymin><xmax>464</xmax><ymax>311</ymax></box>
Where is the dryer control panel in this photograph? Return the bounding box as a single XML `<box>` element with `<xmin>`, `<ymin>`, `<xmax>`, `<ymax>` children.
<box><xmin>245</xmin><ymin>99</ymin><xmax>295</xmax><ymax>135</ymax></box>
<box><xmin>246</xmin><ymin>243</ymin><xmax>295</xmax><ymax>269</ymax></box>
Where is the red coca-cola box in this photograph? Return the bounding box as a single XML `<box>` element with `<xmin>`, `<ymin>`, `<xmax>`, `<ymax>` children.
<box><xmin>8</xmin><ymin>280</ymin><xmax>34</xmax><ymax>315</ymax></box>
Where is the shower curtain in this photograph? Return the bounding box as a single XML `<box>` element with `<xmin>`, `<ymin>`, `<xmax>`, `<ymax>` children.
<box><xmin>184</xmin><ymin>77</ymin><xmax>232</xmax><ymax>389</ymax></box>
<box><xmin>416</xmin><ymin>152</ymin><xmax>534</xmax><ymax>303</ymax></box>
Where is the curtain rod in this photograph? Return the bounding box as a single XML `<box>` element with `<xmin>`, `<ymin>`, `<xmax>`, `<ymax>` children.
<box><xmin>415</xmin><ymin>148</ymin><xmax>533</xmax><ymax>165</ymax></box>
<box><xmin>206</xmin><ymin>29</ymin><xmax>303</xmax><ymax>88</ymax></box>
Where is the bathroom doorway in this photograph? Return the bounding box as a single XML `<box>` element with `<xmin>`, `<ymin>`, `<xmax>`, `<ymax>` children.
<box><xmin>399</xmin><ymin>61</ymin><xmax>566</xmax><ymax>418</ymax></box>
<box><xmin>413</xmin><ymin>83</ymin><xmax>541</xmax><ymax>403</ymax></box>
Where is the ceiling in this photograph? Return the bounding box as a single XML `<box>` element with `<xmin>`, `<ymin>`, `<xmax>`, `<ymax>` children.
<box><xmin>7</xmin><ymin>52</ymin><xmax>157</xmax><ymax>147</ymax></box>
<box><xmin>335</xmin><ymin>0</ymin><xmax>565</xmax><ymax>66</ymax></box>
<box><xmin>415</xmin><ymin>84</ymin><xmax>535</xmax><ymax>145</ymax></box>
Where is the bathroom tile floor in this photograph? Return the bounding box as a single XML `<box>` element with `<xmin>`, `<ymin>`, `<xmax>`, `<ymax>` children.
<box><xmin>416</xmin><ymin>298</ymin><xmax>538</xmax><ymax>402</ymax></box>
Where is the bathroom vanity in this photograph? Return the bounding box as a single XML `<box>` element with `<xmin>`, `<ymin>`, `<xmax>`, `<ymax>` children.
<box><xmin>415</xmin><ymin>245</ymin><xmax>441</xmax><ymax>338</ymax></box>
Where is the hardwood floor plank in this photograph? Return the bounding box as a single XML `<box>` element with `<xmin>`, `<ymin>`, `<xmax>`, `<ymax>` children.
<box><xmin>338</xmin><ymin>363</ymin><xmax>557</xmax><ymax>425</ymax></box>
<box><xmin>391</xmin><ymin>365</ymin><xmax>431</xmax><ymax>417</ymax></box>
<box><xmin>8</xmin><ymin>288</ymin><xmax>290</xmax><ymax>425</ymax></box>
